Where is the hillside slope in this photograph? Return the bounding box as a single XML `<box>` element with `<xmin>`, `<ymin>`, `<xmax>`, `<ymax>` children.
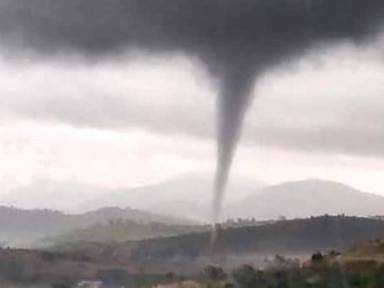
<box><xmin>130</xmin><ymin>216</ymin><xmax>384</xmax><ymax>260</ymax></box>
<box><xmin>0</xmin><ymin>206</ymin><xmax>192</xmax><ymax>248</ymax></box>
<box><xmin>52</xmin><ymin>220</ymin><xmax>207</xmax><ymax>248</ymax></box>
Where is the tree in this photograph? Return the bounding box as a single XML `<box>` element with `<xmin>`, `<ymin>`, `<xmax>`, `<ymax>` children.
<box><xmin>311</xmin><ymin>252</ymin><xmax>324</xmax><ymax>263</ymax></box>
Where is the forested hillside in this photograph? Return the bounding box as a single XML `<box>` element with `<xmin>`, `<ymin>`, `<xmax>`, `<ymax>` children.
<box><xmin>131</xmin><ymin>216</ymin><xmax>384</xmax><ymax>260</ymax></box>
<box><xmin>52</xmin><ymin>219</ymin><xmax>206</xmax><ymax>246</ymax></box>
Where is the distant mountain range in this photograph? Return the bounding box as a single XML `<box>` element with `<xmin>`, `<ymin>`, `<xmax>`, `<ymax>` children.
<box><xmin>104</xmin><ymin>178</ymin><xmax>384</xmax><ymax>221</ymax></box>
<box><xmin>0</xmin><ymin>173</ymin><xmax>264</xmax><ymax>220</ymax></box>
<box><xmin>224</xmin><ymin>179</ymin><xmax>384</xmax><ymax>220</ymax></box>
<box><xmin>2</xmin><ymin>176</ymin><xmax>384</xmax><ymax>248</ymax></box>
<box><xmin>81</xmin><ymin>177</ymin><xmax>384</xmax><ymax>222</ymax></box>
<box><xmin>0</xmin><ymin>179</ymin><xmax>109</xmax><ymax>213</ymax></box>
<box><xmin>0</xmin><ymin>206</ymin><xmax>191</xmax><ymax>248</ymax></box>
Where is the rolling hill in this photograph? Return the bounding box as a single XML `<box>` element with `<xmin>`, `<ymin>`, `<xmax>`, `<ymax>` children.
<box><xmin>0</xmin><ymin>206</ymin><xmax>193</xmax><ymax>248</ymax></box>
<box><xmin>130</xmin><ymin>215</ymin><xmax>384</xmax><ymax>260</ymax></box>
<box><xmin>51</xmin><ymin>220</ymin><xmax>207</xmax><ymax>248</ymax></box>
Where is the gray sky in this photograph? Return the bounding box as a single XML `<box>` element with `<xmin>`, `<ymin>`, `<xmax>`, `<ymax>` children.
<box><xmin>1</xmin><ymin>0</ymin><xmax>384</xmax><ymax>197</ymax></box>
<box><xmin>1</xmin><ymin>41</ymin><xmax>384</xmax><ymax>195</ymax></box>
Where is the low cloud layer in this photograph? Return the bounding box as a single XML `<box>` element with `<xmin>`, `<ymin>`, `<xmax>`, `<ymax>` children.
<box><xmin>1</xmin><ymin>43</ymin><xmax>384</xmax><ymax>158</ymax></box>
<box><xmin>0</xmin><ymin>55</ymin><xmax>215</xmax><ymax>137</ymax></box>
<box><xmin>245</xmin><ymin>44</ymin><xmax>384</xmax><ymax>157</ymax></box>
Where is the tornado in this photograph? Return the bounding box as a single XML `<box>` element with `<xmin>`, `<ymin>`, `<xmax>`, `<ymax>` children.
<box><xmin>1</xmin><ymin>0</ymin><xmax>384</xmax><ymax>228</ymax></box>
<box><xmin>212</xmin><ymin>59</ymin><xmax>256</xmax><ymax>224</ymax></box>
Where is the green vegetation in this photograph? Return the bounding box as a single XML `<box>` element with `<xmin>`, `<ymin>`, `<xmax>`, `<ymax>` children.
<box><xmin>2</xmin><ymin>216</ymin><xmax>384</xmax><ymax>288</ymax></box>
<box><xmin>51</xmin><ymin>217</ymin><xmax>276</xmax><ymax>250</ymax></box>
<box><xmin>150</xmin><ymin>252</ymin><xmax>384</xmax><ymax>288</ymax></box>
<box><xmin>228</xmin><ymin>256</ymin><xmax>384</xmax><ymax>288</ymax></box>
<box><xmin>0</xmin><ymin>247</ymin><xmax>184</xmax><ymax>288</ymax></box>
<box><xmin>53</xmin><ymin>219</ymin><xmax>206</xmax><ymax>246</ymax></box>
<box><xmin>131</xmin><ymin>215</ymin><xmax>384</xmax><ymax>260</ymax></box>
<box><xmin>0</xmin><ymin>206</ymin><xmax>194</xmax><ymax>248</ymax></box>
<box><xmin>0</xmin><ymin>243</ymin><xmax>384</xmax><ymax>288</ymax></box>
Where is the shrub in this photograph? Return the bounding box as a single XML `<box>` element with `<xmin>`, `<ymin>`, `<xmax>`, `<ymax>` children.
<box><xmin>232</xmin><ymin>265</ymin><xmax>261</xmax><ymax>288</ymax></box>
<box><xmin>204</xmin><ymin>265</ymin><xmax>227</xmax><ymax>281</ymax></box>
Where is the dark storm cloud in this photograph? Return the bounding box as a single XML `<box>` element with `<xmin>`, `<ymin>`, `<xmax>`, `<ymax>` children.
<box><xmin>1</xmin><ymin>0</ymin><xmax>384</xmax><ymax>55</ymax></box>
<box><xmin>1</xmin><ymin>0</ymin><xmax>384</xmax><ymax>222</ymax></box>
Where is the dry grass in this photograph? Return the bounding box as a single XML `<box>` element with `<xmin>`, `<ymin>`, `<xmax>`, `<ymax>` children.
<box><xmin>336</xmin><ymin>240</ymin><xmax>384</xmax><ymax>264</ymax></box>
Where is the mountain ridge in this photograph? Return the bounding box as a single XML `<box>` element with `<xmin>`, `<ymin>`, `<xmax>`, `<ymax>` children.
<box><xmin>225</xmin><ymin>179</ymin><xmax>384</xmax><ymax>220</ymax></box>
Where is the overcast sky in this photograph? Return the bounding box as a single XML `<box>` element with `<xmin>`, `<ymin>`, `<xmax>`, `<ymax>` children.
<box><xmin>1</xmin><ymin>40</ymin><xmax>384</xmax><ymax>196</ymax></box>
<box><xmin>1</xmin><ymin>0</ymin><xmax>384</xmax><ymax>198</ymax></box>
